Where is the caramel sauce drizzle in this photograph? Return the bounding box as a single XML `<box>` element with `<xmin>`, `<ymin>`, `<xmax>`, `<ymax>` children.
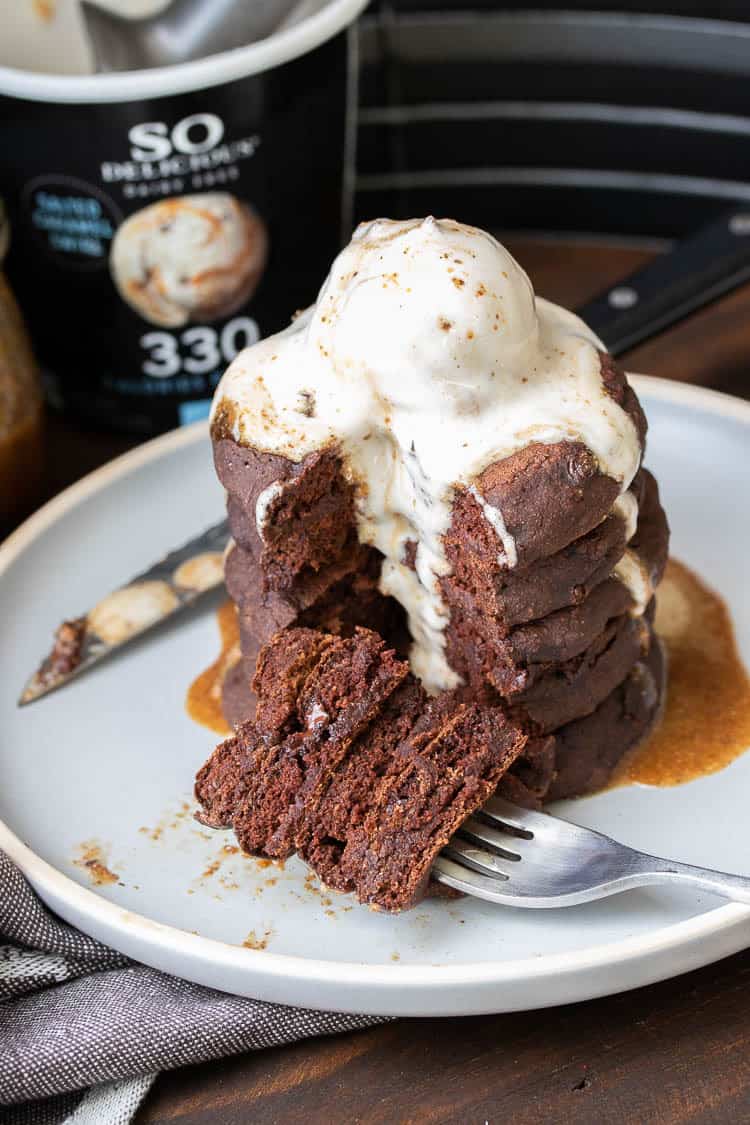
<box><xmin>186</xmin><ymin>561</ymin><xmax>750</xmax><ymax>790</ymax></box>
<box><xmin>186</xmin><ymin>600</ymin><xmax>238</xmax><ymax>735</ymax></box>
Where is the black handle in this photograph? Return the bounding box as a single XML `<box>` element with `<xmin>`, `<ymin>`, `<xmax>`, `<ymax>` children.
<box><xmin>577</xmin><ymin>210</ymin><xmax>750</xmax><ymax>357</ymax></box>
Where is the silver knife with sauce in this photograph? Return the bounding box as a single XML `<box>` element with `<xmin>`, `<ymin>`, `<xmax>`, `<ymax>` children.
<box><xmin>19</xmin><ymin>518</ymin><xmax>229</xmax><ymax>705</ymax></box>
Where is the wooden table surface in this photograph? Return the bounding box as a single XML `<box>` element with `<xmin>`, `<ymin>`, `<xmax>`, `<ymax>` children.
<box><xmin>6</xmin><ymin>238</ymin><xmax>750</xmax><ymax>1124</ymax></box>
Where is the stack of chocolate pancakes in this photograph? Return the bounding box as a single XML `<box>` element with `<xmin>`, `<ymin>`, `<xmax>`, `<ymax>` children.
<box><xmin>197</xmin><ymin>217</ymin><xmax>670</xmax><ymax>846</ymax></box>
<box><xmin>194</xmin><ymin>217</ymin><xmax>671</xmax><ymax>910</ymax></box>
<box><xmin>213</xmin><ymin>352</ymin><xmax>668</xmax><ymax>806</ymax></box>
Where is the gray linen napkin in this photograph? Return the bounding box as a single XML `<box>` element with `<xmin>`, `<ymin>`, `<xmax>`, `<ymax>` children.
<box><xmin>0</xmin><ymin>851</ymin><xmax>387</xmax><ymax>1124</ymax></box>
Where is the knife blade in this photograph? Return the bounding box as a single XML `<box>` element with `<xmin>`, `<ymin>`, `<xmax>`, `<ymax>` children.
<box><xmin>19</xmin><ymin>517</ymin><xmax>230</xmax><ymax>706</ymax></box>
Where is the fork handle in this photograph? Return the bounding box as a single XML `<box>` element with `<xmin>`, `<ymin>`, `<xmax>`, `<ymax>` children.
<box><xmin>638</xmin><ymin>856</ymin><xmax>750</xmax><ymax>905</ymax></box>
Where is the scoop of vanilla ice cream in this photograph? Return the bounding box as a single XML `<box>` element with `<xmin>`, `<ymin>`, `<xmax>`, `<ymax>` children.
<box><xmin>309</xmin><ymin>217</ymin><xmax>540</xmax><ymax>414</ymax></box>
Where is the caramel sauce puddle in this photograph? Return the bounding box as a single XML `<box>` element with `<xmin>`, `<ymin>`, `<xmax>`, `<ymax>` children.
<box><xmin>186</xmin><ymin>562</ymin><xmax>750</xmax><ymax>789</ymax></box>
<box><xmin>614</xmin><ymin>559</ymin><xmax>750</xmax><ymax>787</ymax></box>
<box><xmin>186</xmin><ymin>600</ymin><xmax>237</xmax><ymax>736</ymax></box>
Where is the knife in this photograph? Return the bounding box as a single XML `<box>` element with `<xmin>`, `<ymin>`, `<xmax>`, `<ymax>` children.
<box><xmin>19</xmin><ymin>209</ymin><xmax>750</xmax><ymax>704</ymax></box>
<box><xmin>19</xmin><ymin>518</ymin><xmax>230</xmax><ymax>705</ymax></box>
<box><xmin>578</xmin><ymin>208</ymin><xmax>750</xmax><ymax>356</ymax></box>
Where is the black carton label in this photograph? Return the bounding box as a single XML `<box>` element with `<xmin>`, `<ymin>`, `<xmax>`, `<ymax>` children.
<box><xmin>0</xmin><ymin>32</ymin><xmax>347</xmax><ymax>434</ymax></box>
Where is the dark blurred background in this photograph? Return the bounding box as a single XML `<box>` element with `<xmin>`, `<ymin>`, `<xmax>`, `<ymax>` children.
<box><xmin>354</xmin><ymin>2</ymin><xmax>750</xmax><ymax>238</ymax></box>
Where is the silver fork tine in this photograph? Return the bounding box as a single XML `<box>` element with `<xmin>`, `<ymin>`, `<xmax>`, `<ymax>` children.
<box><xmin>432</xmin><ymin>856</ymin><xmax>519</xmax><ymax>902</ymax></box>
<box><xmin>482</xmin><ymin>795</ymin><xmax>552</xmax><ymax>834</ymax></box>
<box><xmin>443</xmin><ymin>839</ymin><xmax>512</xmax><ymax>880</ymax></box>
<box><xmin>459</xmin><ymin>816</ymin><xmax>529</xmax><ymax>858</ymax></box>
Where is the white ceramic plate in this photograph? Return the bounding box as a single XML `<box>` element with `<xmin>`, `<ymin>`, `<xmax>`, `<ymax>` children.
<box><xmin>2</xmin><ymin>375</ymin><xmax>750</xmax><ymax>1017</ymax></box>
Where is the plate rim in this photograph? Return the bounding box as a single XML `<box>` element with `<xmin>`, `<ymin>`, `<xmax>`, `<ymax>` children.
<box><xmin>2</xmin><ymin>373</ymin><xmax>750</xmax><ymax>1002</ymax></box>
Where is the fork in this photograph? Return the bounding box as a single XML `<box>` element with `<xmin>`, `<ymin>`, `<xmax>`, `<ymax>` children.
<box><xmin>433</xmin><ymin>796</ymin><xmax>750</xmax><ymax>908</ymax></box>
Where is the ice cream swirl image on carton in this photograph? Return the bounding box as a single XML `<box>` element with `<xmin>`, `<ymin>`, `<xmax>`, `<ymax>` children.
<box><xmin>110</xmin><ymin>192</ymin><xmax>268</xmax><ymax>327</ymax></box>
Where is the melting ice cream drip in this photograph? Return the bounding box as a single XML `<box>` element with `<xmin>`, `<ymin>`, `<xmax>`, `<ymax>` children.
<box><xmin>255</xmin><ymin>481</ymin><xmax>285</xmax><ymax>541</ymax></box>
<box><xmin>614</xmin><ymin>550</ymin><xmax>653</xmax><ymax>616</ymax></box>
<box><xmin>609</xmin><ymin>489</ymin><xmax>654</xmax><ymax>614</ymax></box>
<box><xmin>611</xmin><ymin>490</ymin><xmax>639</xmax><ymax>543</ymax></box>
<box><xmin>213</xmin><ymin>217</ymin><xmax>643</xmax><ymax>692</ymax></box>
<box><xmin>468</xmin><ymin>486</ymin><xmax>518</xmax><ymax>569</ymax></box>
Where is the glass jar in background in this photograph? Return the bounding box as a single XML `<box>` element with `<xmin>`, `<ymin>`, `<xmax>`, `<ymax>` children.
<box><xmin>0</xmin><ymin>199</ymin><xmax>44</xmax><ymax>524</ymax></box>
